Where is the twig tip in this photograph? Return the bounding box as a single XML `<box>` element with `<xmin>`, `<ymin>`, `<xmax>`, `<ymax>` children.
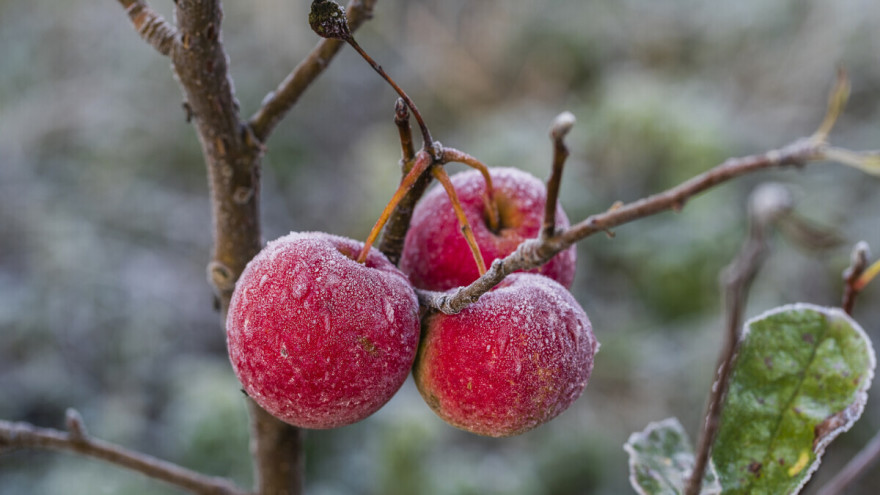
<box><xmin>65</xmin><ymin>408</ymin><xmax>88</xmax><ymax>441</ymax></box>
<box><xmin>550</xmin><ymin>111</ymin><xmax>576</xmax><ymax>140</ymax></box>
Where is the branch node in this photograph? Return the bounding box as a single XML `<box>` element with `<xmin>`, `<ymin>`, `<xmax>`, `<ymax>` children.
<box><xmin>65</xmin><ymin>408</ymin><xmax>89</xmax><ymax>442</ymax></box>
<box><xmin>208</xmin><ymin>261</ymin><xmax>236</xmax><ymax>292</ymax></box>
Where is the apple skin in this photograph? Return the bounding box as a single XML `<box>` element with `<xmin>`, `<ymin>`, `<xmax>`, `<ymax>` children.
<box><xmin>226</xmin><ymin>232</ymin><xmax>421</xmax><ymax>429</ymax></box>
<box><xmin>412</xmin><ymin>273</ymin><xmax>598</xmax><ymax>437</ymax></box>
<box><xmin>400</xmin><ymin>167</ymin><xmax>577</xmax><ymax>291</ymax></box>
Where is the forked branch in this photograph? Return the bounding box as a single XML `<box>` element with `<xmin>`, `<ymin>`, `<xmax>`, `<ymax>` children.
<box><xmin>0</xmin><ymin>410</ymin><xmax>248</xmax><ymax>495</ymax></box>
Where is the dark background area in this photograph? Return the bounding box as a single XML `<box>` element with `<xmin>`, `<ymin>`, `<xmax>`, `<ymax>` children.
<box><xmin>1</xmin><ymin>0</ymin><xmax>879</xmax><ymax>493</ymax></box>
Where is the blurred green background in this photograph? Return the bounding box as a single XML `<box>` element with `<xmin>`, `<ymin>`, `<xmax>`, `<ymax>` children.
<box><xmin>2</xmin><ymin>0</ymin><xmax>879</xmax><ymax>493</ymax></box>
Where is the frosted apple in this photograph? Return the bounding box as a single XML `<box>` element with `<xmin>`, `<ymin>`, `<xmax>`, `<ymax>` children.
<box><xmin>413</xmin><ymin>273</ymin><xmax>598</xmax><ymax>437</ymax></box>
<box><xmin>400</xmin><ymin>167</ymin><xmax>576</xmax><ymax>291</ymax></box>
<box><xmin>226</xmin><ymin>232</ymin><xmax>421</xmax><ymax>429</ymax></box>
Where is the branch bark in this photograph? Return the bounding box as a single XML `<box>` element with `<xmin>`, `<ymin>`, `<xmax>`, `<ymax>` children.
<box><xmin>249</xmin><ymin>0</ymin><xmax>378</xmax><ymax>143</ymax></box>
<box><xmin>428</xmin><ymin>138</ymin><xmax>825</xmax><ymax>314</ymax></box>
<box><xmin>117</xmin><ymin>0</ymin><xmax>177</xmax><ymax>56</ymax></box>
<box><xmin>0</xmin><ymin>411</ymin><xmax>248</xmax><ymax>495</ymax></box>
<box><xmin>169</xmin><ymin>2</ymin><xmax>302</xmax><ymax>494</ymax></box>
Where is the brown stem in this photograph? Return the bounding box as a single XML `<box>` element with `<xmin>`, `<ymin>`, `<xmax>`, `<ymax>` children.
<box><xmin>817</xmin><ymin>428</ymin><xmax>880</xmax><ymax>495</ymax></box>
<box><xmin>395</xmin><ymin>98</ymin><xmax>416</xmax><ymax>168</ymax></box>
<box><xmin>169</xmin><ymin>2</ymin><xmax>302</xmax><ymax>494</ymax></box>
<box><xmin>358</xmin><ymin>151</ymin><xmax>434</xmax><ymax>263</ymax></box>
<box><xmin>431</xmin><ymin>164</ymin><xmax>487</xmax><ymax>276</ymax></box>
<box><xmin>248</xmin><ymin>0</ymin><xmax>378</xmax><ymax>143</ymax></box>
<box><xmin>439</xmin><ymin>148</ymin><xmax>499</xmax><ymax>232</ymax></box>
<box><xmin>543</xmin><ymin>111</ymin><xmax>575</xmax><ymax>239</ymax></box>
<box><xmin>685</xmin><ymin>183</ymin><xmax>790</xmax><ymax>495</ymax></box>
<box><xmin>842</xmin><ymin>242</ymin><xmax>870</xmax><ymax>314</ymax></box>
<box><xmin>344</xmin><ymin>37</ymin><xmax>433</xmax><ymax>148</ymax></box>
<box><xmin>0</xmin><ymin>411</ymin><xmax>248</xmax><ymax>495</ymax></box>
<box><xmin>117</xmin><ymin>0</ymin><xmax>177</xmax><ymax>56</ymax></box>
<box><xmin>377</xmin><ymin>101</ymin><xmax>431</xmax><ymax>264</ymax></box>
<box><xmin>430</xmin><ymin>138</ymin><xmax>827</xmax><ymax>314</ymax></box>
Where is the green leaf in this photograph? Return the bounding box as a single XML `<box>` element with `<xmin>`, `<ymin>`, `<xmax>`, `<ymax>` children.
<box><xmin>712</xmin><ymin>304</ymin><xmax>876</xmax><ymax>494</ymax></box>
<box><xmin>625</xmin><ymin>417</ymin><xmax>722</xmax><ymax>495</ymax></box>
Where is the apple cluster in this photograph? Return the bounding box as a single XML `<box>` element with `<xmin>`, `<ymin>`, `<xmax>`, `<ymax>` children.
<box><xmin>226</xmin><ymin>167</ymin><xmax>597</xmax><ymax>437</ymax></box>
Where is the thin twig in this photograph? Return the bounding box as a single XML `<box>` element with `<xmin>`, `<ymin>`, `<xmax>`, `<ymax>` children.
<box><xmin>0</xmin><ymin>412</ymin><xmax>248</xmax><ymax>495</ymax></box>
<box><xmin>429</xmin><ymin>138</ymin><xmax>825</xmax><ymax>314</ymax></box>
<box><xmin>842</xmin><ymin>241</ymin><xmax>870</xmax><ymax>315</ymax></box>
<box><xmin>248</xmin><ymin>0</ymin><xmax>378</xmax><ymax>143</ymax></box>
<box><xmin>377</xmin><ymin>100</ymin><xmax>431</xmax><ymax>264</ymax></box>
<box><xmin>817</xmin><ymin>428</ymin><xmax>880</xmax><ymax>495</ymax></box>
<box><xmin>344</xmin><ymin>37</ymin><xmax>433</xmax><ymax>147</ymax></box>
<box><xmin>394</xmin><ymin>98</ymin><xmax>416</xmax><ymax>169</ymax></box>
<box><xmin>543</xmin><ymin>111</ymin><xmax>575</xmax><ymax>239</ymax></box>
<box><xmin>117</xmin><ymin>0</ymin><xmax>178</xmax><ymax>57</ymax></box>
<box><xmin>685</xmin><ymin>183</ymin><xmax>792</xmax><ymax>495</ymax></box>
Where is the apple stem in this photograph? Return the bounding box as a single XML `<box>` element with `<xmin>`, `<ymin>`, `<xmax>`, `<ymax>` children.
<box><xmin>440</xmin><ymin>147</ymin><xmax>500</xmax><ymax>233</ymax></box>
<box><xmin>431</xmin><ymin>164</ymin><xmax>488</xmax><ymax>276</ymax></box>
<box><xmin>356</xmin><ymin>151</ymin><xmax>434</xmax><ymax>264</ymax></box>
<box><xmin>345</xmin><ymin>37</ymin><xmax>434</xmax><ymax>149</ymax></box>
<box><xmin>543</xmin><ymin>112</ymin><xmax>576</xmax><ymax>239</ymax></box>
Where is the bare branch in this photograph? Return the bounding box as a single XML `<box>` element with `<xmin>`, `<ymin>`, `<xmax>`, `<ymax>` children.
<box><xmin>842</xmin><ymin>241</ymin><xmax>871</xmax><ymax>314</ymax></box>
<box><xmin>249</xmin><ymin>0</ymin><xmax>378</xmax><ymax>143</ymax></box>
<box><xmin>117</xmin><ymin>0</ymin><xmax>177</xmax><ymax>57</ymax></box>
<box><xmin>394</xmin><ymin>98</ymin><xmax>416</xmax><ymax>168</ymax></box>
<box><xmin>0</xmin><ymin>412</ymin><xmax>248</xmax><ymax>495</ymax></box>
<box><xmin>685</xmin><ymin>183</ymin><xmax>791</xmax><ymax>495</ymax></box>
<box><xmin>817</xmin><ymin>428</ymin><xmax>880</xmax><ymax>495</ymax></box>
<box><xmin>429</xmin><ymin>138</ymin><xmax>825</xmax><ymax>314</ymax></box>
<box><xmin>377</xmin><ymin>100</ymin><xmax>431</xmax><ymax>264</ymax></box>
<box><xmin>543</xmin><ymin>111</ymin><xmax>575</xmax><ymax>239</ymax></box>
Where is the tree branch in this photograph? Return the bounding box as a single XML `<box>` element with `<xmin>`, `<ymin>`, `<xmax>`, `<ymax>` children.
<box><xmin>685</xmin><ymin>183</ymin><xmax>791</xmax><ymax>495</ymax></box>
<box><xmin>248</xmin><ymin>0</ymin><xmax>378</xmax><ymax>143</ymax></box>
<box><xmin>0</xmin><ymin>410</ymin><xmax>249</xmax><ymax>495</ymax></box>
<box><xmin>428</xmin><ymin>138</ymin><xmax>825</xmax><ymax>314</ymax></box>
<box><xmin>117</xmin><ymin>0</ymin><xmax>177</xmax><ymax>57</ymax></box>
<box><xmin>168</xmin><ymin>2</ymin><xmax>302</xmax><ymax>494</ymax></box>
<box><xmin>543</xmin><ymin>111</ymin><xmax>576</xmax><ymax>239</ymax></box>
<box><xmin>377</xmin><ymin>99</ymin><xmax>428</xmax><ymax>264</ymax></box>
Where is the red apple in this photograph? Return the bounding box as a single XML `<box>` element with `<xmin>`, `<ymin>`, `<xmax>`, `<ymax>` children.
<box><xmin>412</xmin><ymin>273</ymin><xmax>598</xmax><ymax>437</ymax></box>
<box><xmin>400</xmin><ymin>167</ymin><xmax>576</xmax><ymax>291</ymax></box>
<box><xmin>226</xmin><ymin>232</ymin><xmax>421</xmax><ymax>429</ymax></box>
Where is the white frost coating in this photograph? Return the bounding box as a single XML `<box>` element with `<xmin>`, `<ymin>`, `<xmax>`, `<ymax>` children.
<box><xmin>624</xmin><ymin>417</ymin><xmax>721</xmax><ymax>495</ymax></box>
<box><xmin>741</xmin><ymin>302</ymin><xmax>876</xmax><ymax>494</ymax></box>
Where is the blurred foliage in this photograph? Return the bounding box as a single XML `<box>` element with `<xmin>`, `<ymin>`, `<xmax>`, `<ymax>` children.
<box><xmin>1</xmin><ymin>0</ymin><xmax>880</xmax><ymax>494</ymax></box>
